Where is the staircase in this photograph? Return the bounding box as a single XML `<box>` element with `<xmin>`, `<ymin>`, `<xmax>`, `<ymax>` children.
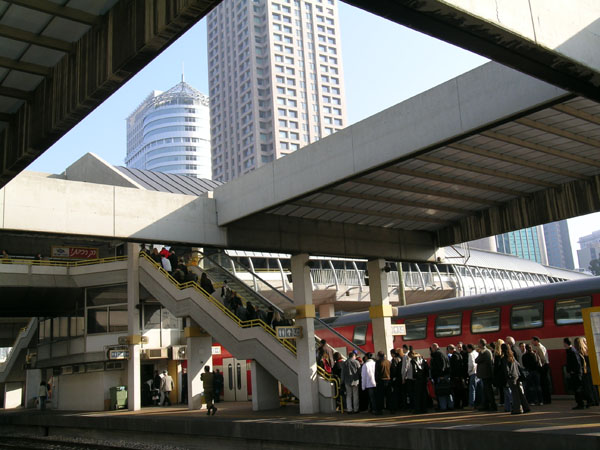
<box><xmin>0</xmin><ymin>318</ymin><xmax>38</xmax><ymax>383</ymax></box>
<box><xmin>138</xmin><ymin>254</ymin><xmax>300</xmax><ymax>396</ymax></box>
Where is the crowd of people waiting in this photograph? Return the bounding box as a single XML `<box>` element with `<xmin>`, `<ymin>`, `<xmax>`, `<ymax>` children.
<box><xmin>318</xmin><ymin>335</ymin><xmax>599</xmax><ymax>416</ymax></box>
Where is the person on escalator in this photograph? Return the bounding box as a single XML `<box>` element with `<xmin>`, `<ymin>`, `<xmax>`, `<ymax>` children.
<box><xmin>246</xmin><ymin>302</ymin><xmax>257</xmax><ymax>320</ymax></box>
<box><xmin>200</xmin><ymin>272</ymin><xmax>215</xmax><ymax>295</ymax></box>
<box><xmin>151</xmin><ymin>248</ymin><xmax>161</xmax><ymax>264</ymax></box>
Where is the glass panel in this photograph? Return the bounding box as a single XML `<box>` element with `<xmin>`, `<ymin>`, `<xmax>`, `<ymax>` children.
<box><xmin>87</xmin><ymin>308</ymin><xmax>108</xmax><ymax>334</ymax></box>
<box><xmin>435</xmin><ymin>314</ymin><xmax>462</xmax><ymax>337</ymax></box>
<box><xmin>555</xmin><ymin>297</ymin><xmax>592</xmax><ymax>325</ymax></box>
<box><xmin>52</xmin><ymin>318</ymin><xmax>60</xmax><ymax>339</ymax></box>
<box><xmin>59</xmin><ymin>317</ymin><xmax>69</xmax><ymax>338</ymax></box>
<box><xmin>86</xmin><ymin>285</ymin><xmax>127</xmax><ymax>307</ymax></box>
<box><xmin>143</xmin><ymin>304</ymin><xmax>161</xmax><ymax>330</ymax></box>
<box><xmin>471</xmin><ymin>308</ymin><xmax>500</xmax><ymax>334</ymax></box>
<box><xmin>161</xmin><ymin>308</ymin><xmax>178</xmax><ymax>330</ymax></box>
<box><xmin>403</xmin><ymin>318</ymin><xmax>427</xmax><ymax>341</ymax></box>
<box><xmin>43</xmin><ymin>319</ymin><xmax>51</xmax><ymax>340</ymax></box>
<box><xmin>70</xmin><ymin>316</ymin><xmax>84</xmax><ymax>337</ymax></box>
<box><xmin>511</xmin><ymin>303</ymin><xmax>543</xmax><ymax>330</ymax></box>
<box><xmin>109</xmin><ymin>306</ymin><xmax>128</xmax><ymax>332</ymax></box>
<box><xmin>352</xmin><ymin>325</ymin><xmax>367</xmax><ymax>346</ymax></box>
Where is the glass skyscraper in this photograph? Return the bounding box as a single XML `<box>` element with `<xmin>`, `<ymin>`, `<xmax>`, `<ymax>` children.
<box><xmin>543</xmin><ymin>220</ymin><xmax>574</xmax><ymax>270</ymax></box>
<box><xmin>496</xmin><ymin>226</ymin><xmax>548</xmax><ymax>265</ymax></box>
<box><xmin>207</xmin><ymin>0</ymin><xmax>347</xmax><ymax>182</ymax></box>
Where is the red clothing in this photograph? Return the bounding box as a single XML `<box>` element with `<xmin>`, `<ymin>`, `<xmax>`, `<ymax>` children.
<box><xmin>159</xmin><ymin>248</ymin><xmax>170</xmax><ymax>258</ymax></box>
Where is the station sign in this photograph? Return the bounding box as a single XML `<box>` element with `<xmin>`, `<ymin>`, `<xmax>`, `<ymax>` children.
<box><xmin>51</xmin><ymin>246</ymin><xmax>99</xmax><ymax>259</ymax></box>
<box><xmin>391</xmin><ymin>324</ymin><xmax>407</xmax><ymax>336</ymax></box>
<box><xmin>211</xmin><ymin>346</ymin><xmax>221</xmax><ymax>355</ymax></box>
<box><xmin>107</xmin><ymin>346</ymin><xmax>130</xmax><ymax>360</ymax></box>
<box><xmin>276</xmin><ymin>326</ymin><xmax>303</xmax><ymax>339</ymax></box>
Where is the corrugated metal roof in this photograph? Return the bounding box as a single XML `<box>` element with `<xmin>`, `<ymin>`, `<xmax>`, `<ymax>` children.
<box><xmin>116</xmin><ymin>167</ymin><xmax>220</xmax><ymax>196</ymax></box>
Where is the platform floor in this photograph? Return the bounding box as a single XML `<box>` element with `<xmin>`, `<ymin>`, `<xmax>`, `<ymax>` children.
<box><xmin>1</xmin><ymin>399</ymin><xmax>599</xmax><ymax>450</ymax></box>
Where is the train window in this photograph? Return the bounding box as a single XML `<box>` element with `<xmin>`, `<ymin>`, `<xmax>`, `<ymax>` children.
<box><xmin>403</xmin><ymin>318</ymin><xmax>427</xmax><ymax>341</ymax></box>
<box><xmin>353</xmin><ymin>324</ymin><xmax>367</xmax><ymax>346</ymax></box>
<box><xmin>511</xmin><ymin>303</ymin><xmax>543</xmax><ymax>330</ymax></box>
<box><xmin>435</xmin><ymin>314</ymin><xmax>462</xmax><ymax>337</ymax></box>
<box><xmin>471</xmin><ymin>308</ymin><xmax>500</xmax><ymax>334</ymax></box>
<box><xmin>555</xmin><ymin>297</ymin><xmax>592</xmax><ymax>325</ymax></box>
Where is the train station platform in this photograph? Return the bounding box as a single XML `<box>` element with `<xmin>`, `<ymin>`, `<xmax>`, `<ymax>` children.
<box><xmin>0</xmin><ymin>399</ymin><xmax>598</xmax><ymax>450</ymax></box>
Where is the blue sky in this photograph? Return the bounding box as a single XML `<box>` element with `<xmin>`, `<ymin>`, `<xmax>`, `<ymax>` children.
<box><xmin>25</xmin><ymin>3</ymin><xmax>600</xmax><ymax>268</ymax></box>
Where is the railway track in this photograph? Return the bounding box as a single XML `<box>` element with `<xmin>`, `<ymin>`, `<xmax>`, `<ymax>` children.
<box><xmin>0</xmin><ymin>436</ymin><xmax>165</xmax><ymax>450</ymax></box>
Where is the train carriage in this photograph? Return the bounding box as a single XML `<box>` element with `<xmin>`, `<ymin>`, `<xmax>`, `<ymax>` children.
<box><xmin>316</xmin><ymin>276</ymin><xmax>600</xmax><ymax>395</ymax></box>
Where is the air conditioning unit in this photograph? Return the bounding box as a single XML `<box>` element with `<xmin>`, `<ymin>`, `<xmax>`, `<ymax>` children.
<box><xmin>171</xmin><ymin>345</ymin><xmax>187</xmax><ymax>360</ymax></box>
<box><xmin>142</xmin><ymin>348</ymin><xmax>168</xmax><ymax>359</ymax></box>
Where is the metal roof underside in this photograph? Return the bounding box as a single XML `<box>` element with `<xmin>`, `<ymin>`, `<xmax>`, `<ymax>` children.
<box><xmin>264</xmin><ymin>95</ymin><xmax>600</xmax><ymax>246</ymax></box>
<box><xmin>0</xmin><ymin>0</ymin><xmax>220</xmax><ymax>188</ymax></box>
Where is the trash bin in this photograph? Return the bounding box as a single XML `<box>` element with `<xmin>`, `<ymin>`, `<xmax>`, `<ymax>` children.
<box><xmin>109</xmin><ymin>386</ymin><xmax>128</xmax><ymax>410</ymax></box>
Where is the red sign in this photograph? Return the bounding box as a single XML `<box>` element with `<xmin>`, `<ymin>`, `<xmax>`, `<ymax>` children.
<box><xmin>51</xmin><ymin>246</ymin><xmax>99</xmax><ymax>259</ymax></box>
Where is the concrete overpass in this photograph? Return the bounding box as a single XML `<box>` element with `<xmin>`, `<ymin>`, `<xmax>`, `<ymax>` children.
<box><xmin>4</xmin><ymin>61</ymin><xmax>598</xmax><ymax>261</ymax></box>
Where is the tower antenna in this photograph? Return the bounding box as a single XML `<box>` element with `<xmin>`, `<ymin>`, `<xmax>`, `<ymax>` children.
<box><xmin>181</xmin><ymin>62</ymin><xmax>185</xmax><ymax>83</ymax></box>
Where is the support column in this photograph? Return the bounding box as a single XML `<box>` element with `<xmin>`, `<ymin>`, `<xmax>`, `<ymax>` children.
<box><xmin>291</xmin><ymin>253</ymin><xmax>319</xmax><ymax>414</ymax></box>
<box><xmin>127</xmin><ymin>243</ymin><xmax>141</xmax><ymax>411</ymax></box>
<box><xmin>318</xmin><ymin>303</ymin><xmax>335</xmax><ymax>319</ymax></box>
<box><xmin>367</xmin><ymin>259</ymin><xmax>394</xmax><ymax>356</ymax></box>
<box><xmin>185</xmin><ymin>320</ymin><xmax>213</xmax><ymax>410</ymax></box>
<box><xmin>250</xmin><ymin>360</ymin><xmax>280</xmax><ymax>411</ymax></box>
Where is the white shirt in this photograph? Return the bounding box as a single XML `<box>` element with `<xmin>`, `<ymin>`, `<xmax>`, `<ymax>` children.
<box><xmin>361</xmin><ymin>359</ymin><xmax>376</xmax><ymax>389</ymax></box>
<box><xmin>467</xmin><ymin>350</ymin><xmax>478</xmax><ymax>376</ymax></box>
<box><xmin>161</xmin><ymin>256</ymin><xmax>172</xmax><ymax>272</ymax></box>
<box><xmin>536</xmin><ymin>343</ymin><xmax>549</xmax><ymax>364</ymax></box>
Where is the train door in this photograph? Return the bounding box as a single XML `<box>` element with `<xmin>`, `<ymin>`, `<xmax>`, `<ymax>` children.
<box><xmin>223</xmin><ymin>358</ymin><xmax>248</xmax><ymax>401</ymax></box>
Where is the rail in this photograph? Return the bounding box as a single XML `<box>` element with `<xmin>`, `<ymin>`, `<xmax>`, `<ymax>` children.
<box><xmin>0</xmin><ymin>255</ymin><xmax>128</xmax><ymax>267</ymax></box>
<box><xmin>317</xmin><ymin>366</ymin><xmax>343</xmax><ymax>413</ymax></box>
<box><xmin>202</xmin><ymin>251</ymin><xmax>366</xmax><ymax>355</ymax></box>
<box><xmin>140</xmin><ymin>252</ymin><xmax>297</xmax><ymax>355</ymax></box>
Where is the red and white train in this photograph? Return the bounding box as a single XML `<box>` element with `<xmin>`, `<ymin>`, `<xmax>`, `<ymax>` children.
<box><xmin>315</xmin><ymin>276</ymin><xmax>600</xmax><ymax>394</ymax></box>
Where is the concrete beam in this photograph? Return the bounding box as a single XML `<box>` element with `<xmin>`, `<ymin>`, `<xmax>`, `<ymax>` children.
<box><xmin>0</xmin><ymin>0</ymin><xmax>221</xmax><ymax>188</ymax></box>
<box><xmin>344</xmin><ymin>0</ymin><xmax>600</xmax><ymax>101</ymax></box>
<box><xmin>226</xmin><ymin>213</ymin><xmax>440</xmax><ymax>261</ymax></box>
<box><xmin>214</xmin><ymin>62</ymin><xmax>567</xmax><ymax>225</ymax></box>
<box><xmin>0</xmin><ymin>172</ymin><xmax>226</xmax><ymax>246</ymax></box>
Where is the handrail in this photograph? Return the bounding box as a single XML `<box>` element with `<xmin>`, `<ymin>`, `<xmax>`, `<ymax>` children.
<box><xmin>317</xmin><ymin>366</ymin><xmax>343</xmax><ymax>413</ymax></box>
<box><xmin>140</xmin><ymin>252</ymin><xmax>297</xmax><ymax>355</ymax></box>
<box><xmin>202</xmin><ymin>250</ymin><xmax>366</xmax><ymax>355</ymax></box>
<box><xmin>0</xmin><ymin>318</ymin><xmax>37</xmax><ymax>375</ymax></box>
<box><xmin>200</xmin><ymin>250</ymin><xmax>294</xmax><ymax>306</ymax></box>
<box><xmin>0</xmin><ymin>255</ymin><xmax>128</xmax><ymax>267</ymax></box>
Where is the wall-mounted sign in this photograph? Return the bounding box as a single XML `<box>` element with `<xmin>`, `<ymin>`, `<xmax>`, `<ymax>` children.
<box><xmin>51</xmin><ymin>246</ymin><xmax>99</xmax><ymax>259</ymax></box>
<box><xmin>391</xmin><ymin>324</ymin><xmax>407</xmax><ymax>336</ymax></box>
<box><xmin>107</xmin><ymin>346</ymin><xmax>130</xmax><ymax>360</ymax></box>
<box><xmin>211</xmin><ymin>346</ymin><xmax>221</xmax><ymax>355</ymax></box>
<box><xmin>276</xmin><ymin>326</ymin><xmax>303</xmax><ymax>339</ymax></box>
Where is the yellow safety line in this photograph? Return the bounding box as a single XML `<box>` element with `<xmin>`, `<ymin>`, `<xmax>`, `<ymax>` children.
<box><xmin>0</xmin><ymin>255</ymin><xmax>128</xmax><ymax>267</ymax></box>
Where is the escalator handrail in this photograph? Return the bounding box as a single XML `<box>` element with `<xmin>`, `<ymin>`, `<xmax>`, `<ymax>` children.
<box><xmin>200</xmin><ymin>250</ymin><xmax>295</xmax><ymax>305</ymax></box>
<box><xmin>140</xmin><ymin>252</ymin><xmax>297</xmax><ymax>356</ymax></box>
<box><xmin>201</xmin><ymin>251</ymin><xmax>365</xmax><ymax>355</ymax></box>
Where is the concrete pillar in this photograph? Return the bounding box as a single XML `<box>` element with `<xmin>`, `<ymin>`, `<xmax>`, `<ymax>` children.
<box><xmin>318</xmin><ymin>303</ymin><xmax>335</xmax><ymax>319</ymax></box>
<box><xmin>25</xmin><ymin>369</ymin><xmax>42</xmax><ymax>409</ymax></box>
<box><xmin>367</xmin><ymin>259</ymin><xmax>394</xmax><ymax>356</ymax></box>
<box><xmin>185</xmin><ymin>321</ymin><xmax>213</xmax><ymax>410</ymax></box>
<box><xmin>250</xmin><ymin>360</ymin><xmax>280</xmax><ymax>411</ymax></box>
<box><xmin>127</xmin><ymin>243</ymin><xmax>141</xmax><ymax>411</ymax></box>
<box><xmin>291</xmin><ymin>253</ymin><xmax>319</xmax><ymax>414</ymax></box>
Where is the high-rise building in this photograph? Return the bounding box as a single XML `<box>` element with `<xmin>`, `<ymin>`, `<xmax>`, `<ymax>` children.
<box><xmin>495</xmin><ymin>226</ymin><xmax>548</xmax><ymax>265</ymax></box>
<box><xmin>125</xmin><ymin>80</ymin><xmax>212</xmax><ymax>179</ymax></box>
<box><xmin>207</xmin><ymin>0</ymin><xmax>347</xmax><ymax>182</ymax></box>
<box><xmin>543</xmin><ymin>220</ymin><xmax>574</xmax><ymax>270</ymax></box>
<box><xmin>577</xmin><ymin>230</ymin><xmax>600</xmax><ymax>272</ymax></box>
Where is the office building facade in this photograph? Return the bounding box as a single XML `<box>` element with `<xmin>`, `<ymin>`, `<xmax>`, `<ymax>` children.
<box><xmin>125</xmin><ymin>80</ymin><xmax>212</xmax><ymax>179</ymax></box>
<box><xmin>495</xmin><ymin>226</ymin><xmax>548</xmax><ymax>265</ymax></box>
<box><xmin>543</xmin><ymin>220</ymin><xmax>575</xmax><ymax>270</ymax></box>
<box><xmin>207</xmin><ymin>0</ymin><xmax>347</xmax><ymax>182</ymax></box>
<box><xmin>577</xmin><ymin>230</ymin><xmax>600</xmax><ymax>272</ymax></box>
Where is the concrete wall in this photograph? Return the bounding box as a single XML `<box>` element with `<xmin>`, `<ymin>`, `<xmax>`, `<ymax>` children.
<box><xmin>57</xmin><ymin>370</ymin><xmax>125</xmax><ymax>411</ymax></box>
<box><xmin>0</xmin><ymin>172</ymin><xmax>227</xmax><ymax>247</ymax></box>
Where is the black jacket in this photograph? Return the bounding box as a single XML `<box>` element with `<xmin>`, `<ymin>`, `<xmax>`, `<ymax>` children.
<box><xmin>430</xmin><ymin>349</ymin><xmax>449</xmax><ymax>379</ymax></box>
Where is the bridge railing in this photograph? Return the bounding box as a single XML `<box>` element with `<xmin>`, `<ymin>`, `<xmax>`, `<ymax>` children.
<box><xmin>0</xmin><ymin>255</ymin><xmax>128</xmax><ymax>267</ymax></box>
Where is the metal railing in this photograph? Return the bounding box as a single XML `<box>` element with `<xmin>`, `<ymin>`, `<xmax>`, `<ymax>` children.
<box><xmin>0</xmin><ymin>255</ymin><xmax>128</xmax><ymax>267</ymax></box>
<box><xmin>140</xmin><ymin>252</ymin><xmax>298</xmax><ymax>355</ymax></box>
<box><xmin>317</xmin><ymin>365</ymin><xmax>343</xmax><ymax>413</ymax></box>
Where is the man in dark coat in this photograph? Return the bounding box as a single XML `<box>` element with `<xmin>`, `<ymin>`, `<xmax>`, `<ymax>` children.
<box><xmin>475</xmin><ymin>339</ymin><xmax>497</xmax><ymax>411</ymax></box>
<box><xmin>564</xmin><ymin>337</ymin><xmax>585</xmax><ymax>409</ymax></box>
